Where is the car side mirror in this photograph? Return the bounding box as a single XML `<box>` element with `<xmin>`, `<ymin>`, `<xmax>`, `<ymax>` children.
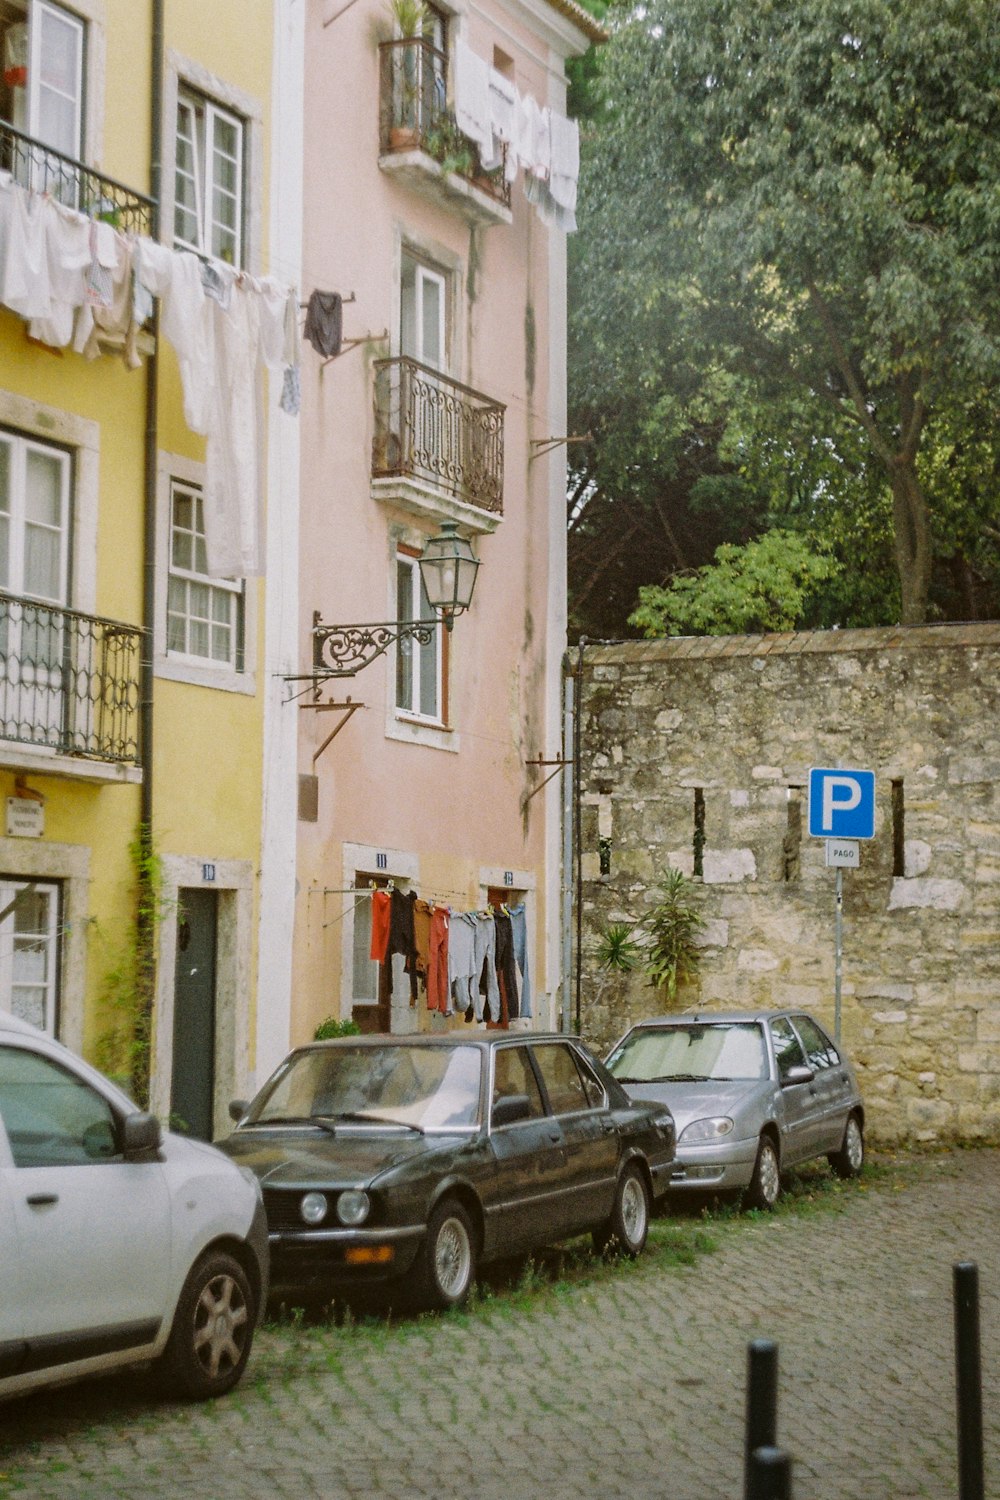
<box><xmin>782</xmin><ymin>1064</ymin><xmax>815</xmax><ymax>1088</ymax></box>
<box><xmin>229</xmin><ymin>1099</ymin><xmax>250</xmax><ymax>1123</ymax></box>
<box><xmin>122</xmin><ymin>1110</ymin><xmax>162</xmax><ymax>1157</ymax></box>
<box><xmin>492</xmin><ymin>1093</ymin><xmax>532</xmax><ymax>1127</ymax></box>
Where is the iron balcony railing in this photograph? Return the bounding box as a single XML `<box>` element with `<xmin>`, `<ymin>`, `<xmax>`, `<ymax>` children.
<box><xmin>378</xmin><ymin>38</ymin><xmax>511</xmax><ymax>211</ymax></box>
<box><xmin>0</xmin><ymin>120</ymin><xmax>155</xmax><ymax>235</ymax></box>
<box><xmin>373</xmin><ymin>356</ymin><xmax>505</xmax><ymax>515</ymax></box>
<box><xmin>0</xmin><ymin>592</ymin><xmax>143</xmax><ymax>766</ymax></box>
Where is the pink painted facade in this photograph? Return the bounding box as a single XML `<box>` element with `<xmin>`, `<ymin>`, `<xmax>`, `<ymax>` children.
<box><xmin>290</xmin><ymin>0</ymin><xmax>598</xmax><ymax>1040</ymax></box>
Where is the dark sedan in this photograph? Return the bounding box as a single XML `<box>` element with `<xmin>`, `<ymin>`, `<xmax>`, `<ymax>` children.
<box><xmin>217</xmin><ymin>1033</ymin><xmax>675</xmax><ymax>1309</ymax></box>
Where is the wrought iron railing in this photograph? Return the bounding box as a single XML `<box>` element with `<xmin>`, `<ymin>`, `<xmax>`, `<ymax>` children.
<box><xmin>373</xmin><ymin>356</ymin><xmax>505</xmax><ymax>515</ymax></box>
<box><xmin>0</xmin><ymin>592</ymin><xmax>143</xmax><ymax>765</ymax></box>
<box><xmin>0</xmin><ymin>120</ymin><xmax>155</xmax><ymax>235</ymax></box>
<box><xmin>378</xmin><ymin>38</ymin><xmax>511</xmax><ymax>211</ymax></box>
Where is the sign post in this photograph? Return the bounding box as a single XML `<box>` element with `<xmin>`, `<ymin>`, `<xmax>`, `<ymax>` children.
<box><xmin>808</xmin><ymin>768</ymin><xmax>876</xmax><ymax>1040</ymax></box>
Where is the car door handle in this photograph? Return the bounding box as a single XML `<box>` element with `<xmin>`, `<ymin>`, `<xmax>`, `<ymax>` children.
<box><xmin>26</xmin><ymin>1192</ymin><xmax>58</xmax><ymax>1207</ymax></box>
<box><xmin>601</xmin><ymin>1122</ymin><xmax>616</xmax><ymax>1135</ymax></box>
<box><xmin>547</xmin><ymin>1130</ymin><xmax>561</xmax><ymax>1144</ymax></box>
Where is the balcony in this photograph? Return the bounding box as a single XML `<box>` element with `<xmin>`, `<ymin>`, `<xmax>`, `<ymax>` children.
<box><xmin>372</xmin><ymin>357</ymin><xmax>505</xmax><ymax>531</ymax></box>
<box><xmin>378</xmin><ymin>39</ymin><xmax>512</xmax><ymax>228</ymax></box>
<box><xmin>0</xmin><ymin>120</ymin><xmax>155</xmax><ymax>235</ymax></box>
<box><xmin>0</xmin><ymin>593</ymin><xmax>143</xmax><ymax>781</ymax></box>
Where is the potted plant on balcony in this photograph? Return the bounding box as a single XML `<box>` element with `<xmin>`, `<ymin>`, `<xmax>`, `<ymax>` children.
<box><xmin>389</xmin><ymin>0</ymin><xmax>430</xmax><ymax>149</ymax></box>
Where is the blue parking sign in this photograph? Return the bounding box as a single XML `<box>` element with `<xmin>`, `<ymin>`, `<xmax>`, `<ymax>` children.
<box><xmin>808</xmin><ymin>767</ymin><xmax>876</xmax><ymax>840</ymax></box>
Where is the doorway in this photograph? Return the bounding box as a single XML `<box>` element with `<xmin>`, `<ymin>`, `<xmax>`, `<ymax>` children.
<box><xmin>170</xmin><ymin>887</ymin><xmax>218</xmax><ymax>1139</ymax></box>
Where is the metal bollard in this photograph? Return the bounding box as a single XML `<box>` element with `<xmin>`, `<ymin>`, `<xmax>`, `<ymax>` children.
<box><xmin>746</xmin><ymin>1445</ymin><xmax>793</xmax><ymax>1500</ymax></box>
<box><xmin>954</xmin><ymin>1261</ymin><xmax>985</xmax><ymax>1500</ymax></box>
<box><xmin>744</xmin><ymin>1338</ymin><xmax>779</xmax><ymax>1498</ymax></box>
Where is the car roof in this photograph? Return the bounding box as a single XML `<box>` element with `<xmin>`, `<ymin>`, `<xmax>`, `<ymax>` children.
<box><xmin>299</xmin><ymin>1032</ymin><xmax>573</xmax><ymax>1051</ymax></box>
<box><xmin>628</xmin><ymin>1009</ymin><xmax>811</xmax><ymax>1029</ymax></box>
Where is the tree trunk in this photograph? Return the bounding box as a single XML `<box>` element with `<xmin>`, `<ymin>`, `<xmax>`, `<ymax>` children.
<box><xmin>890</xmin><ymin>459</ymin><xmax>932</xmax><ymax>624</ymax></box>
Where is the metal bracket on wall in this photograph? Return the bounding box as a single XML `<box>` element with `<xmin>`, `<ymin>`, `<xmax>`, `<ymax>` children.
<box><xmin>300</xmin><ymin>696</ymin><xmax>366</xmax><ymax>766</ymax></box>
<box><xmin>528</xmin><ymin>433</ymin><xmax>591</xmax><ymax>461</ymax></box>
<box><xmin>523</xmin><ymin>755</ymin><xmax>573</xmax><ymax>806</ymax></box>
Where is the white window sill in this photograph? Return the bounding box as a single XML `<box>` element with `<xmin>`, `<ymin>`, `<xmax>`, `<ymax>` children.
<box><xmin>387</xmin><ymin>715</ymin><xmax>459</xmax><ymax>753</ymax></box>
<box><xmin>156</xmin><ymin>655</ymin><xmax>255</xmax><ymax>695</ymax></box>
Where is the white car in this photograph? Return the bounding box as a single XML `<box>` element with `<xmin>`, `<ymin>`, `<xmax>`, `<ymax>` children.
<box><xmin>0</xmin><ymin>1010</ymin><xmax>269</xmax><ymax>1403</ymax></box>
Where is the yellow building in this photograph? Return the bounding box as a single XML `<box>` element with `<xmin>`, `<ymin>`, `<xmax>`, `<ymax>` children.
<box><xmin>0</xmin><ymin>0</ymin><xmax>300</xmax><ymax>1138</ymax></box>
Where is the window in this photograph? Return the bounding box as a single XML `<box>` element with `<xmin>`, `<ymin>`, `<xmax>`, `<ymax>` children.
<box><xmin>174</xmin><ymin>87</ymin><xmax>244</xmax><ymax>266</ymax></box>
<box><xmin>0</xmin><ymin>1044</ymin><xmax>119</xmax><ymax>1167</ymax></box>
<box><xmin>396</xmin><ymin>550</ymin><xmax>441</xmax><ymax>722</ymax></box>
<box><xmin>0</xmin><ymin>1</ymin><xmax>84</xmax><ymax>171</ymax></box>
<box><xmin>0</xmin><ymin>879</ymin><xmax>60</xmax><ymax>1033</ymax></box>
<box><xmin>400</xmin><ymin>252</ymin><xmax>446</xmax><ymax>369</ymax></box>
<box><xmin>769</xmin><ymin>1017</ymin><xmax>807</xmax><ymax>1081</ymax></box>
<box><xmin>531</xmin><ymin>1043</ymin><xmax>590</xmax><ymax>1116</ymax></box>
<box><xmin>0</xmin><ymin>428</ymin><xmax>71</xmax><ymax>606</ymax></box>
<box><xmin>166</xmin><ymin>479</ymin><xmax>244</xmax><ymax>670</ymax></box>
<box><xmin>491</xmin><ymin>1045</ymin><xmax>544</xmax><ymax>1122</ymax></box>
<box><xmin>791</xmin><ymin>1014</ymin><xmax>840</xmax><ymax>1071</ymax></box>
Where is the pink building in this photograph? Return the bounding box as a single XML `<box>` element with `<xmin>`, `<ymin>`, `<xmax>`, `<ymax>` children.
<box><xmin>275</xmin><ymin>0</ymin><xmax>601</xmax><ymax>1049</ymax></box>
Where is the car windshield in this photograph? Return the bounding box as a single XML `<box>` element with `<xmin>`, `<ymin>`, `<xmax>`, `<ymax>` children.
<box><xmin>606</xmin><ymin>1023</ymin><xmax>767</xmax><ymax>1083</ymax></box>
<box><xmin>250</xmin><ymin>1045</ymin><xmax>483</xmax><ymax>1131</ymax></box>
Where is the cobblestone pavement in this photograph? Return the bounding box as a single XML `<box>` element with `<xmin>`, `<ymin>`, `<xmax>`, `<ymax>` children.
<box><xmin>1</xmin><ymin>1148</ymin><xmax>998</xmax><ymax>1500</ymax></box>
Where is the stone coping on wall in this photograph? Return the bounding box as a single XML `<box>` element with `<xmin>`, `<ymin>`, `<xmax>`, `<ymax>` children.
<box><xmin>576</xmin><ymin>621</ymin><xmax>1000</xmax><ymax>667</ymax></box>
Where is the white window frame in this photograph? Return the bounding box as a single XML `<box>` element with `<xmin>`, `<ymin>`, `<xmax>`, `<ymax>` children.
<box><xmin>173</xmin><ymin>86</ymin><xmax>245</xmax><ymax>267</ymax></box>
<box><xmin>400</xmin><ymin>254</ymin><xmax>447</xmax><ymax>370</ymax></box>
<box><xmin>0</xmin><ymin>877</ymin><xmax>61</xmax><ymax>1035</ymax></box>
<box><xmin>27</xmin><ymin>1</ymin><xmax>84</xmax><ymax>162</ymax></box>
<box><xmin>0</xmin><ymin>428</ymin><xmax>72</xmax><ymax>606</ymax></box>
<box><xmin>395</xmin><ymin>549</ymin><xmax>442</xmax><ymax>725</ymax></box>
<box><xmin>154</xmin><ymin>453</ymin><xmax>255</xmax><ymax>695</ymax></box>
<box><xmin>165</xmin><ymin>477</ymin><xmax>245</xmax><ymax>675</ymax></box>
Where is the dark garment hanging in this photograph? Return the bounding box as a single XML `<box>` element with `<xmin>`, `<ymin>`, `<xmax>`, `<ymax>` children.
<box><xmin>303</xmin><ymin>289</ymin><xmax>343</xmax><ymax>357</ymax></box>
<box><xmin>494</xmin><ymin>908</ymin><xmax>518</xmax><ymax>1023</ymax></box>
<box><xmin>387</xmin><ymin>887</ymin><xmax>419</xmax><ymax>1004</ymax></box>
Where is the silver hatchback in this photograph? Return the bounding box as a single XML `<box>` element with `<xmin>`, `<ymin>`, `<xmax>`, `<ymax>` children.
<box><xmin>604</xmin><ymin>1010</ymin><xmax>864</xmax><ymax>1209</ymax></box>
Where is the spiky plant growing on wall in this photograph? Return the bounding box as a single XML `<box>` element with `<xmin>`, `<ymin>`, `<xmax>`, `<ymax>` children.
<box><xmin>643</xmin><ymin>868</ymin><xmax>703</xmax><ymax>1001</ymax></box>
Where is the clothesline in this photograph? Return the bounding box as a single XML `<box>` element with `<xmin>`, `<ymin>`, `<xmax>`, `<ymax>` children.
<box><xmin>0</xmin><ymin>169</ymin><xmax>299</xmax><ymax>581</ymax></box>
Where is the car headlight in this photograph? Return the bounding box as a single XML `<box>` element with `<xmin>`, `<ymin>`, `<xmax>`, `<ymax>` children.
<box><xmin>337</xmin><ymin>1189</ymin><xmax>371</xmax><ymax>1226</ymax></box>
<box><xmin>300</xmin><ymin>1191</ymin><xmax>329</xmax><ymax>1225</ymax></box>
<box><xmin>679</xmin><ymin>1116</ymin><xmax>734</xmax><ymax>1144</ymax></box>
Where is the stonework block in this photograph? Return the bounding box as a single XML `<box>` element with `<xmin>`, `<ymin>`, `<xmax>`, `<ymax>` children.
<box><xmin>702</xmin><ymin>848</ymin><xmax>757</xmax><ymax>883</ymax></box>
<box><xmin>888</xmin><ymin>878</ymin><xmax>964</xmax><ymax>911</ymax></box>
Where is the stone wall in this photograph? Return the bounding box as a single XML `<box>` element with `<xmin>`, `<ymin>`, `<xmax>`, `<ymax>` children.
<box><xmin>575</xmin><ymin>624</ymin><xmax>1000</xmax><ymax>1145</ymax></box>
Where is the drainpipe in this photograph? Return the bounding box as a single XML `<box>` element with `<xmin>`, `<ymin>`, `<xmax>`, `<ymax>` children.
<box><xmin>573</xmin><ymin>636</ymin><xmax>585</xmax><ymax>1036</ymax></box>
<box><xmin>560</xmin><ymin>660</ymin><xmax>573</xmax><ymax>1033</ymax></box>
<box><xmin>134</xmin><ymin>0</ymin><xmax>164</xmax><ymax>1105</ymax></box>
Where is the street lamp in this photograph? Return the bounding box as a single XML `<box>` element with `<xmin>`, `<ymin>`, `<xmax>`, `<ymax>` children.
<box><xmin>310</xmin><ymin>520</ymin><xmax>480</xmax><ymax>678</ymax></box>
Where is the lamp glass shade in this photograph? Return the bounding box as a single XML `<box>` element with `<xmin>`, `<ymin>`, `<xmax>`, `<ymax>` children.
<box><xmin>419</xmin><ymin>521</ymin><xmax>479</xmax><ymax>615</ymax></box>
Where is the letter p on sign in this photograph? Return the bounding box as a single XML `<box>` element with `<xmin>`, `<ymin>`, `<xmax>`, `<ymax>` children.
<box><xmin>808</xmin><ymin>767</ymin><xmax>876</xmax><ymax>840</ymax></box>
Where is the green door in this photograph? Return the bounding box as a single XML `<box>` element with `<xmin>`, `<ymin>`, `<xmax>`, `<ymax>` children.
<box><xmin>170</xmin><ymin>888</ymin><xmax>218</xmax><ymax>1140</ymax></box>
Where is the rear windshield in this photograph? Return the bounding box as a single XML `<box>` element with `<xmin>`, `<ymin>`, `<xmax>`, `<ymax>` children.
<box><xmin>606</xmin><ymin>1023</ymin><xmax>767</xmax><ymax>1083</ymax></box>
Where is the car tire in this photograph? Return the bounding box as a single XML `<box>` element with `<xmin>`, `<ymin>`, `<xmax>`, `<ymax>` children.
<box><xmin>412</xmin><ymin>1198</ymin><xmax>476</xmax><ymax>1311</ymax></box>
<box><xmin>593</xmin><ymin>1163</ymin><xmax>650</xmax><ymax>1259</ymax></box>
<box><xmin>745</xmin><ymin>1134</ymin><xmax>781</xmax><ymax>1211</ymax></box>
<box><xmin>158</xmin><ymin>1251</ymin><xmax>255</xmax><ymax>1401</ymax></box>
<box><xmin>829</xmin><ymin>1112</ymin><xmax>864</xmax><ymax>1179</ymax></box>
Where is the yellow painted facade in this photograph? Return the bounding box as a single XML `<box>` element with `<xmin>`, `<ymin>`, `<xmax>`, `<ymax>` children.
<box><xmin>0</xmin><ymin>0</ymin><xmax>281</xmax><ymax>1138</ymax></box>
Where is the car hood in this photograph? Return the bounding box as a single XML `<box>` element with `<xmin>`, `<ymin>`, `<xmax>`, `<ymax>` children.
<box><xmin>218</xmin><ymin>1127</ymin><xmax>458</xmax><ymax>1187</ymax></box>
<box><xmin>619</xmin><ymin>1079</ymin><xmax>774</xmax><ymax>1136</ymax></box>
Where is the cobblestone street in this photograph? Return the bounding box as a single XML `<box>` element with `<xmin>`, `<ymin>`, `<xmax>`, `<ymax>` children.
<box><xmin>1</xmin><ymin>1148</ymin><xmax>998</xmax><ymax>1500</ymax></box>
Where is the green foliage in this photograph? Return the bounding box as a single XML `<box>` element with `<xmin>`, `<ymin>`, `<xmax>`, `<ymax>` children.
<box><xmin>642</xmin><ymin>869</ymin><xmax>703</xmax><ymax>1001</ymax></box>
<box><xmin>594</xmin><ymin>921</ymin><xmax>643</xmax><ymax>973</ymax></box>
<box><xmin>314</xmin><ymin>1016</ymin><xmax>362</xmax><ymax>1040</ymax></box>
<box><xmin>389</xmin><ymin>0</ymin><xmax>429</xmax><ymax>36</ymax></box>
<box><xmin>94</xmin><ymin>829</ymin><xmax>174</xmax><ymax>1103</ymax></box>
<box><xmin>629</xmin><ymin>529</ymin><xmax>840</xmax><ymax>637</ymax></box>
<box><xmin>571</xmin><ymin>0</ymin><xmax>1000</xmax><ymax>628</ymax></box>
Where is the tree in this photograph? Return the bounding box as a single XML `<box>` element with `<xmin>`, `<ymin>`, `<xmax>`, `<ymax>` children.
<box><xmin>574</xmin><ymin>0</ymin><xmax>1000</xmax><ymax>624</ymax></box>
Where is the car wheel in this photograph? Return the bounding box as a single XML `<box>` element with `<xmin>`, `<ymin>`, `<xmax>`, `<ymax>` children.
<box><xmin>829</xmin><ymin>1113</ymin><xmax>864</xmax><ymax>1179</ymax></box>
<box><xmin>412</xmin><ymin>1198</ymin><xmax>476</xmax><ymax>1311</ymax></box>
<box><xmin>159</xmin><ymin>1251</ymin><xmax>255</xmax><ymax>1400</ymax></box>
<box><xmin>745</xmin><ymin>1134</ymin><xmax>781</xmax><ymax>1210</ymax></box>
<box><xmin>593</xmin><ymin>1163</ymin><xmax>650</xmax><ymax>1258</ymax></box>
